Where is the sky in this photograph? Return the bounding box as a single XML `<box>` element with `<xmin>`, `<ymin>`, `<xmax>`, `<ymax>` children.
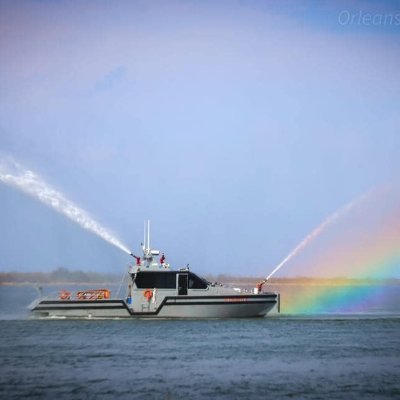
<box><xmin>0</xmin><ymin>0</ymin><xmax>399</xmax><ymax>278</ymax></box>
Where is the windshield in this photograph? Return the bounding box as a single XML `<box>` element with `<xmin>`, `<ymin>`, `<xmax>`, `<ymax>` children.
<box><xmin>188</xmin><ymin>272</ymin><xmax>208</xmax><ymax>289</ymax></box>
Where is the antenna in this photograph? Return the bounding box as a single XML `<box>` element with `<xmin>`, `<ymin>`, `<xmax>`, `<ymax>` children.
<box><xmin>147</xmin><ymin>220</ymin><xmax>150</xmax><ymax>250</ymax></box>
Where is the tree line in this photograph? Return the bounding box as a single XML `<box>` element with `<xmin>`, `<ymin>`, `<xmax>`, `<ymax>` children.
<box><xmin>0</xmin><ymin>267</ymin><xmax>119</xmax><ymax>284</ymax></box>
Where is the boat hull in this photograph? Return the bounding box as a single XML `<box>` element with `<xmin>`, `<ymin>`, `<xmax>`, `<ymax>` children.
<box><xmin>31</xmin><ymin>294</ymin><xmax>278</xmax><ymax>319</ymax></box>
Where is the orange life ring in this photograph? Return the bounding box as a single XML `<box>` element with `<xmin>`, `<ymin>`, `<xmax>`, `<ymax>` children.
<box><xmin>143</xmin><ymin>290</ymin><xmax>153</xmax><ymax>301</ymax></box>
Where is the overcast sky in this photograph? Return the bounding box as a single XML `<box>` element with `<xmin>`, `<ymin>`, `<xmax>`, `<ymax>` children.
<box><xmin>0</xmin><ymin>0</ymin><xmax>399</xmax><ymax>278</ymax></box>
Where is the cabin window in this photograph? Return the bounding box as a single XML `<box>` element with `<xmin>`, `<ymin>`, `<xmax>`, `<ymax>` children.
<box><xmin>188</xmin><ymin>273</ymin><xmax>208</xmax><ymax>289</ymax></box>
<box><xmin>135</xmin><ymin>272</ymin><xmax>177</xmax><ymax>289</ymax></box>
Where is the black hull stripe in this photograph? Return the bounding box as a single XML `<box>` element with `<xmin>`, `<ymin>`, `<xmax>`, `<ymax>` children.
<box><xmin>166</xmin><ymin>301</ymin><xmax>276</xmax><ymax>306</ymax></box>
<box><xmin>39</xmin><ymin>295</ymin><xmax>277</xmax><ymax>305</ymax></box>
<box><xmin>167</xmin><ymin>295</ymin><xmax>277</xmax><ymax>300</ymax></box>
<box><xmin>35</xmin><ymin>305</ymin><xmax>127</xmax><ymax>310</ymax></box>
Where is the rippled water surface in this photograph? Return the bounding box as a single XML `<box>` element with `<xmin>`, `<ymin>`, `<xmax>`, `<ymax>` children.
<box><xmin>0</xmin><ymin>286</ymin><xmax>399</xmax><ymax>399</ymax></box>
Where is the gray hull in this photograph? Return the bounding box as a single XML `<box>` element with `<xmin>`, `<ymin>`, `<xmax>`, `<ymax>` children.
<box><xmin>31</xmin><ymin>294</ymin><xmax>278</xmax><ymax>319</ymax></box>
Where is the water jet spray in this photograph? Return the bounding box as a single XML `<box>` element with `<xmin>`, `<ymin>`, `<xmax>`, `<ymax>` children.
<box><xmin>258</xmin><ymin>189</ymin><xmax>375</xmax><ymax>290</ymax></box>
<box><xmin>0</xmin><ymin>158</ymin><xmax>132</xmax><ymax>256</ymax></box>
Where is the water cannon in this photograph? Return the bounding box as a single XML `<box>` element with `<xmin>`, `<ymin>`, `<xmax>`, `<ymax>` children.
<box><xmin>255</xmin><ymin>278</ymin><xmax>268</xmax><ymax>294</ymax></box>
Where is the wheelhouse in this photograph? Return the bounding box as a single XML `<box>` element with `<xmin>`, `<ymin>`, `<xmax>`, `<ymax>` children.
<box><xmin>133</xmin><ymin>271</ymin><xmax>209</xmax><ymax>291</ymax></box>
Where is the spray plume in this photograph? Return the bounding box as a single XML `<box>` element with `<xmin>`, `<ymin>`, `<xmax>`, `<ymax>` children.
<box><xmin>263</xmin><ymin>189</ymin><xmax>375</xmax><ymax>283</ymax></box>
<box><xmin>0</xmin><ymin>158</ymin><xmax>131</xmax><ymax>255</ymax></box>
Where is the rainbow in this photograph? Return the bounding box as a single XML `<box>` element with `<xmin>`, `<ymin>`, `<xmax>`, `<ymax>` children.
<box><xmin>283</xmin><ymin>262</ymin><xmax>399</xmax><ymax>314</ymax></box>
<box><xmin>282</xmin><ymin>199</ymin><xmax>400</xmax><ymax>314</ymax></box>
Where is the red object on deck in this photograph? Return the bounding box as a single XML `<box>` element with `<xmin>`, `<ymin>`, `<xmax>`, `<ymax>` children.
<box><xmin>59</xmin><ymin>290</ymin><xmax>71</xmax><ymax>300</ymax></box>
<box><xmin>76</xmin><ymin>289</ymin><xmax>111</xmax><ymax>300</ymax></box>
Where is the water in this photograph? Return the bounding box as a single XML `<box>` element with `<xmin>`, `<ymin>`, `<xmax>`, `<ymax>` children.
<box><xmin>0</xmin><ymin>158</ymin><xmax>131</xmax><ymax>255</ymax></box>
<box><xmin>0</xmin><ymin>286</ymin><xmax>399</xmax><ymax>399</ymax></box>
